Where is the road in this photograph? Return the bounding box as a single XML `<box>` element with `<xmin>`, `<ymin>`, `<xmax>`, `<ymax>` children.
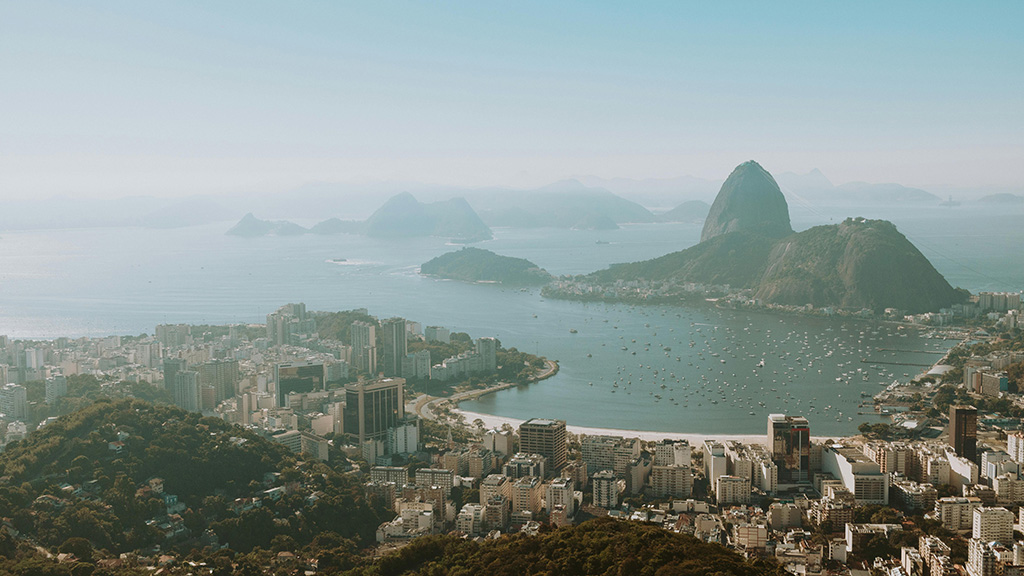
<box><xmin>407</xmin><ymin>359</ymin><xmax>558</xmax><ymax>423</ymax></box>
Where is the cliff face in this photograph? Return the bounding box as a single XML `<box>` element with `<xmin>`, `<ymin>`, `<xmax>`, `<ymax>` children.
<box><xmin>700</xmin><ymin>161</ymin><xmax>793</xmax><ymax>242</ymax></box>
<box><xmin>754</xmin><ymin>218</ymin><xmax>960</xmax><ymax>313</ymax></box>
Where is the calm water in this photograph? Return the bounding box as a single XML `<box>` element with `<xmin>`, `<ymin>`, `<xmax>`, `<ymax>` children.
<box><xmin>0</xmin><ymin>202</ymin><xmax>1021</xmax><ymax>435</ymax></box>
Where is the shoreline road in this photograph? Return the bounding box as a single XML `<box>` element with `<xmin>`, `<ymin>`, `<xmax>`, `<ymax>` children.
<box><xmin>409</xmin><ymin>359</ymin><xmax>558</xmax><ymax>422</ymax></box>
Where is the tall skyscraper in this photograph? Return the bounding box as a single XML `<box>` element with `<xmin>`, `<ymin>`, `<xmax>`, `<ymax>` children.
<box><xmin>475</xmin><ymin>337</ymin><xmax>498</xmax><ymax>372</ymax></box>
<box><xmin>266</xmin><ymin>303</ymin><xmax>315</xmax><ymax>346</ymax></box>
<box><xmin>351</xmin><ymin>321</ymin><xmax>377</xmax><ymax>374</ymax></box>
<box><xmin>173</xmin><ymin>370</ymin><xmax>200</xmax><ymax>412</ymax></box>
<box><xmin>519</xmin><ymin>418</ymin><xmax>567</xmax><ymax>476</ymax></box>
<box><xmin>274</xmin><ymin>361</ymin><xmax>326</xmax><ymax>407</ymax></box>
<box><xmin>163</xmin><ymin>357</ymin><xmax>187</xmax><ymax>401</ymax></box>
<box><xmin>198</xmin><ymin>359</ymin><xmax>241</xmax><ymax>402</ymax></box>
<box><xmin>381</xmin><ymin>318</ymin><xmax>407</xmax><ymax>377</ymax></box>
<box><xmin>950</xmin><ymin>405</ymin><xmax>978</xmax><ymax>462</ymax></box>
<box><xmin>0</xmin><ymin>384</ymin><xmax>28</xmax><ymax>421</ymax></box>
<box><xmin>768</xmin><ymin>414</ymin><xmax>810</xmax><ymax>483</ymax></box>
<box><xmin>424</xmin><ymin>326</ymin><xmax>450</xmax><ymax>344</ymax></box>
<box><xmin>45</xmin><ymin>374</ymin><xmax>67</xmax><ymax>404</ymax></box>
<box><xmin>343</xmin><ymin>377</ymin><xmax>406</xmax><ymax>445</ymax></box>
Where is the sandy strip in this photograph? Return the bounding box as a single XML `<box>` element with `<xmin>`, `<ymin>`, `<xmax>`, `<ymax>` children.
<box><xmin>454</xmin><ymin>408</ymin><xmax>839</xmax><ymax>445</ymax></box>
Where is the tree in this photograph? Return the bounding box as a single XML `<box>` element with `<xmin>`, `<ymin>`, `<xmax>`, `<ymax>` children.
<box><xmin>58</xmin><ymin>537</ymin><xmax>93</xmax><ymax>563</ymax></box>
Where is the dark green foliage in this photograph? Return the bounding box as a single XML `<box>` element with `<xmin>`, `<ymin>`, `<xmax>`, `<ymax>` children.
<box><xmin>0</xmin><ymin>399</ymin><xmax>388</xmax><ymax>555</ymax></box>
<box><xmin>344</xmin><ymin>518</ymin><xmax>782</xmax><ymax>576</ymax></box>
<box><xmin>314</xmin><ymin>310</ymin><xmax>380</xmax><ymax>344</ymax></box>
<box><xmin>589</xmin><ymin>218</ymin><xmax>963</xmax><ymax>314</ymax></box>
<box><xmin>589</xmin><ymin>231</ymin><xmax>774</xmax><ymax>288</ymax></box>
<box><xmin>420</xmin><ymin>247</ymin><xmax>553</xmax><ymax>285</ymax></box>
<box><xmin>753</xmin><ymin>218</ymin><xmax>961</xmax><ymax>313</ymax></box>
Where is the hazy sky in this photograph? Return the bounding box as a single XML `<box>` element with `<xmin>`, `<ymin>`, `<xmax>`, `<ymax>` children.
<box><xmin>1</xmin><ymin>1</ymin><xmax>1022</xmax><ymax>199</ymax></box>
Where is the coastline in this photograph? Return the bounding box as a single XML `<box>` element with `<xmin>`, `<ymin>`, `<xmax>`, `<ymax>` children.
<box><xmin>453</xmin><ymin>407</ymin><xmax>835</xmax><ymax>445</ymax></box>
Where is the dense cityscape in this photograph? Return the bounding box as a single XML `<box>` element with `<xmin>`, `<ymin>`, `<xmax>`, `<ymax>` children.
<box><xmin>0</xmin><ymin>292</ymin><xmax>1021</xmax><ymax>575</ymax></box>
<box><xmin>3</xmin><ymin>2</ymin><xmax>1023</xmax><ymax>575</ymax></box>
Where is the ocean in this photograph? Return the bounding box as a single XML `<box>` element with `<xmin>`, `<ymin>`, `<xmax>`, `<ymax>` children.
<box><xmin>0</xmin><ymin>202</ymin><xmax>1020</xmax><ymax>435</ymax></box>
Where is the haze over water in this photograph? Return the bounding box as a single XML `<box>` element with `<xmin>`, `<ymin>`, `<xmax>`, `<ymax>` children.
<box><xmin>0</xmin><ymin>202</ymin><xmax>1020</xmax><ymax>436</ymax></box>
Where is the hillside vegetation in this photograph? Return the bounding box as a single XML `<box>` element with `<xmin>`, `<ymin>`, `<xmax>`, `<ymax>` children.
<box><xmin>0</xmin><ymin>399</ymin><xmax>386</xmax><ymax>556</ymax></box>
<box><xmin>342</xmin><ymin>518</ymin><xmax>783</xmax><ymax>576</ymax></box>
<box><xmin>585</xmin><ymin>160</ymin><xmax>964</xmax><ymax>313</ymax></box>
<box><xmin>421</xmin><ymin>248</ymin><xmax>553</xmax><ymax>285</ymax></box>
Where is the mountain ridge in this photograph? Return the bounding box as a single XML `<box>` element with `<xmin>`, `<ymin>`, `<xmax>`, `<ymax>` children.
<box><xmin>585</xmin><ymin>162</ymin><xmax>964</xmax><ymax>313</ymax></box>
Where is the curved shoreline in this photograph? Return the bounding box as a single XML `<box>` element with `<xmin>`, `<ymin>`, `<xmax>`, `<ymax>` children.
<box><xmin>452</xmin><ymin>407</ymin><xmax>835</xmax><ymax>445</ymax></box>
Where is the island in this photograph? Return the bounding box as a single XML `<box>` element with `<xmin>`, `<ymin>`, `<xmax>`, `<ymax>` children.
<box><xmin>420</xmin><ymin>247</ymin><xmax>554</xmax><ymax>285</ymax></box>
<box><xmin>225</xmin><ymin>192</ymin><xmax>494</xmax><ymax>243</ymax></box>
<box><xmin>225</xmin><ymin>213</ymin><xmax>308</xmax><ymax>237</ymax></box>
<box><xmin>546</xmin><ymin>160</ymin><xmax>967</xmax><ymax>314</ymax></box>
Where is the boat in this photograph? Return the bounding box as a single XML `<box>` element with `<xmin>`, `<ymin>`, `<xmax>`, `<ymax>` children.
<box><xmin>569</xmin><ymin>329</ymin><xmax>578</xmax><ymax>334</ymax></box>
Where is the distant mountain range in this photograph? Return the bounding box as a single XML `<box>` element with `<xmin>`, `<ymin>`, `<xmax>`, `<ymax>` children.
<box><xmin>226</xmin><ymin>192</ymin><xmax>494</xmax><ymax>242</ymax></box>
<box><xmin>978</xmin><ymin>193</ymin><xmax>1024</xmax><ymax>204</ymax></box>
<box><xmin>655</xmin><ymin>200</ymin><xmax>710</xmax><ymax>223</ymax></box>
<box><xmin>586</xmin><ymin>161</ymin><xmax>965</xmax><ymax>313</ymax></box>
<box><xmin>775</xmin><ymin>170</ymin><xmax>942</xmax><ymax>204</ymax></box>
<box><xmin>2</xmin><ymin>170</ymin><xmax>1020</xmax><ymax>233</ymax></box>
<box><xmin>462</xmin><ymin>180</ymin><xmax>656</xmax><ymax>228</ymax></box>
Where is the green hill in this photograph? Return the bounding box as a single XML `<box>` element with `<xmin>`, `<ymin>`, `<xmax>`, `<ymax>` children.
<box><xmin>754</xmin><ymin>218</ymin><xmax>962</xmax><ymax>312</ymax></box>
<box><xmin>0</xmin><ymin>399</ymin><xmax>386</xmax><ymax>556</ymax></box>
<box><xmin>584</xmin><ymin>161</ymin><xmax>964</xmax><ymax>314</ymax></box>
<box><xmin>589</xmin><ymin>231</ymin><xmax>773</xmax><ymax>288</ymax></box>
<box><xmin>421</xmin><ymin>247</ymin><xmax>553</xmax><ymax>285</ymax></box>
<box><xmin>346</xmin><ymin>517</ymin><xmax>782</xmax><ymax>576</ymax></box>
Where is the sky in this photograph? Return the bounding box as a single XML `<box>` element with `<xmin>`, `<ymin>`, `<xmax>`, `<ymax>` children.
<box><xmin>1</xmin><ymin>1</ymin><xmax>1022</xmax><ymax>199</ymax></box>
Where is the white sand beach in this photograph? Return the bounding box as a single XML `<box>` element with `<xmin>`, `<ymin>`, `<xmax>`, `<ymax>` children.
<box><xmin>454</xmin><ymin>408</ymin><xmax>838</xmax><ymax>445</ymax></box>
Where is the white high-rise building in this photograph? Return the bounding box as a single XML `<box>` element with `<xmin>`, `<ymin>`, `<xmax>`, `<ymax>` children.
<box><xmin>545</xmin><ymin>477</ymin><xmax>575</xmax><ymax>516</ymax></box>
<box><xmin>351</xmin><ymin>321</ymin><xmax>377</xmax><ymax>373</ymax></box>
<box><xmin>649</xmin><ymin>464</ymin><xmax>693</xmax><ymax>498</ymax></box>
<box><xmin>972</xmin><ymin>506</ymin><xmax>1014</xmax><ymax>543</ymax></box>
<box><xmin>424</xmin><ymin>326</ymin><xmax>450</xmax><ymax>344</ymax></box>
<box><xmin>483</xmin><ymin>428</ymin><xmax>513</xmax><ymax>456</ymax></box>
<box><xmin>935</xmin><ymin>496</ymin><xmax>982</xmax><ymax>532</ymax></box>
<box><xmin>45</xmin><ymin>374</ymin><xmax>67</xmax><ymax>404</ymax></box>
<box><xmin>0</xmin><ymin>384</ymin><xmax>28</xmax><ymax>421</ymax></box>
<box><xmin>475</xmin><ymin>337</ymin><xmax>498</xmax><ymax>372</ymax></box>
<box><xmin>512</xmin><ymin>476</ymin><xmax>542</xmax><ymax>516</ymax></box>
<box><xmin>654</xmin><ymin>440</ymin><xmax>691</xmax><ymax>467</ymax></box>
<box><xmin>456</xmin><ymin>503</ymin><xmax>484</xmax><ymax>535</ymax></box>
<box><xmin>716</xmin><ymin>475</ymin><xmax>751</xmax><ymax>505</ymax></box>
<box><xmin>592</xmin><ymin>470</ymin><xmax>622</xmax><ymax>509</ymax></box>
<box><xmin>174</xmin><ymin>371</ymin><xmax>200</xmax><ymax>412</ymax></box>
